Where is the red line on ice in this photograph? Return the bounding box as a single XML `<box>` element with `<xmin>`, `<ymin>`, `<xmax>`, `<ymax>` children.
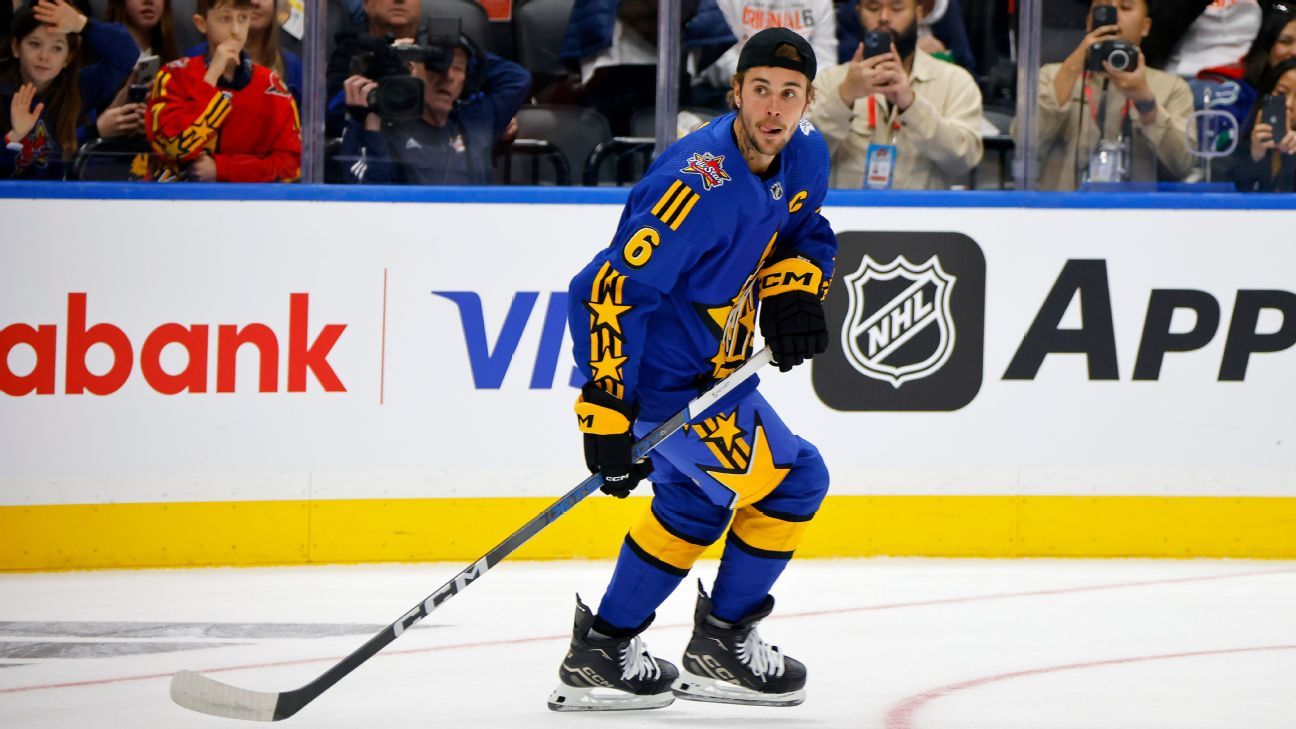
<box><xmin>1</xmin><ymin>566</ymin><xmax>1292</xmax><ymax>695</ymax></box>
<box><xmin>884</xmin><ymin>644</ymin><xmax>1296</xmax><ymax>729</ymax></box>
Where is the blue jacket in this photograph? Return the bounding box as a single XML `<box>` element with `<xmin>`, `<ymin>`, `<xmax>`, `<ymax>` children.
<box><xmin>2</xmin><ymin>19</ymin><xmax>137</xmax><ymax>179</ymax></box>
<box><xmin>338</xmin><ymin>54</ymin><xmax>531</xmax><ymax>185</ymax></box>
<box><xmin>568</xmin><ymin>112</ymin><xmax>836</xmax><ymax>420</ymax></box>
<box><xmin>187</xmin><ymin>42</ymin><xmax>303</xmax><ymax>107</ymax></box>
<box><xmin>560</xmin><ymin>0</ymin><xmax>736</xmax><ymax>61</ymax></box>
<box><xmin>835</xmin><ymin>0</ymin><xmax>975</xmax><ymax>72</ymax></box>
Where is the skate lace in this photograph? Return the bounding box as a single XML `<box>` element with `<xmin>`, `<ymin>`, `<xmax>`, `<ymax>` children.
<box><xmin>619</xmin><ymin>635</ymin><xmax>661</xmax><ymax>683</ymax></box>
<box><xmin>735</xmin><ymin>627</ymin><xmax>786</xmax><ymax>678</ymax></box>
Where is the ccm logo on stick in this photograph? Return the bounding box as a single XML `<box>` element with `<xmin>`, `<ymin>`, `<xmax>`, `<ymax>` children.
<box><xmin>1005</xmin><ymin>260</ymin><xmax>1296</xmax><ymax>381</ymax></box>
<box><xmin>0</xmin><ymin>293</ymin><xmax>347</xmax><ymax>396</ymax></box>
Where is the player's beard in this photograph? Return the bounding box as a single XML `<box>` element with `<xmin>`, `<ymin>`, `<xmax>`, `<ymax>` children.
<box><xmin>736</xmin><ymin>106</ymin><xmax>794</xmax><ymax>159</ymax></box>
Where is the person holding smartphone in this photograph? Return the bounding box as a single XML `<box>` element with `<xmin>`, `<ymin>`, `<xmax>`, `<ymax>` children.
<box><xmin>1234</xmin><ymin>57</ymin><xmax>1296</xmax><ymax>191</ymax></box>
<box><xmin>809</xmin><ymin>0</ymin><xmax>983</xmax><ymax>189</ymax></box>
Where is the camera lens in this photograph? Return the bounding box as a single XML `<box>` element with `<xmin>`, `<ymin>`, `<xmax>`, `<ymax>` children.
<box><xmin>1110</xmin><ymin>49</ymin><xmax>1130</xmax><ymax>71</ymax></box>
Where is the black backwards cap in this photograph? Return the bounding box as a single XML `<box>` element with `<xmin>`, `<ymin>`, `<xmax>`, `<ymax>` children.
<box><xmin>736</xmin><ymin>27</ymin><xmax>816</xmax><ymax>82</ymax></box>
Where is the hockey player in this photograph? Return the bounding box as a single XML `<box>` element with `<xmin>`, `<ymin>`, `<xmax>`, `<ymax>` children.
<box><xmin>549</xmin><ymin>27</ymin><xmax>836</xmax><ymax>712</ymax></box>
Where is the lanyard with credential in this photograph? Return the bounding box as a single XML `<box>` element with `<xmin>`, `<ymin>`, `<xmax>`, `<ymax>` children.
<box><xmin>1084</xmin><ymin>84</ymin><xmax>1132</xmax><ymax>131</ymax></box>
<box><xmin>866</xmin><ymin>96</ymin><xmax>902</xmax><ymax>132</ymax></box>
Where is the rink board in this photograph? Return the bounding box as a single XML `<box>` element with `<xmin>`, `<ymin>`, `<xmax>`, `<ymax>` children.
<box><xmin>1</xmin><ymin>189</ymin><xmax>1294</xmax><ymax>568</ymax></box>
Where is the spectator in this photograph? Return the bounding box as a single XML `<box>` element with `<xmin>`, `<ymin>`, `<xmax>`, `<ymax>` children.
<box><xmin>95</xmin><ymin>0</ymin><xmax>177</xmax><ymax>143</ymax></box>
<box><xmin>695</xmin><ymin>0</ymin><xmax>836</xmax><ymax>92</ymax></box>
<box><xmin>811</xmin><ymin>0</ymin><xmax>983</xmax><ymax>189</ymax></box>
<box><xmin>188</xmin><ymin>0</ymin><xmax>301</xmax><ymax>105</ymax></box>
<box><xmin>1243</xmin><ymin>5</ymin><xmax>1296</xmax><ymax>83</ymax></box>
<box><xmin>1198</xmin><ymin>5</ymin><xmax>1296</xmax><ymax>129</ymax></box>
<box><xmin>1166</xmin><ymin>0</ymin><xmax>1261</xmax><ymax>78</ymax></box>
<box><xmin>147</xmin><ymin>0</ymin><xmax>300</xmax><ymax>181</ymax></box>
<box><xmin>560</xmin><ymin>0</ymin><xmax>735</xmax><ymax>135</ymax></box>
<box><xmin>107</xmin><ymin>0</ymin><xmax>179</xmax><ymax>62</ymax></box>
<box><xmin>1235</xmin><ymin>57</ymin><xmax>1296</xmax><ymax>190</ymax></box>
<box><xmin>1024</xmin><ymin>0</ymin><xmax>1195</xmax><ymax>190</ymax></box>
<box><xmin>337</xmin><ymin>32</ymin><xmax>528</xmax><ymax>184</ymax></box>
<box><xmin>326</xmin><ymin>0</ymin><xmax>423</xmax><ymax>134</ymax></box>
<box><xmin>837</xmin><ymin>0</ymin><xmax>975</xmax><ymax>73</ymax></box>
<box><xmin>2</xmin><ymin>0</ymin><xmax>136</xmax><ymax>179</ymax></box>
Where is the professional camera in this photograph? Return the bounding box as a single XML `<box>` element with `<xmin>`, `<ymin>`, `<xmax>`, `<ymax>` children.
<box><xmin>350</xmin><ymin>19</ymin><xmax>469</xmax><ymax>122</ymax></box>
<box><xmin>1086</xmin><ymin>40</ymin><xmax>1140</xmax><ymax>73</ymax></box>
<box><xmin>350</xmin><ymin>35</ymin><xmax>425</xmax><ymax>121</ymax></box>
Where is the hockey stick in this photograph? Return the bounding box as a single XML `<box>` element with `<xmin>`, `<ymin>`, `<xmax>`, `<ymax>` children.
<box><xmin>170</xmin><ymin>348</ymin><xmax>774</xmax><ymax>722</ymax></box>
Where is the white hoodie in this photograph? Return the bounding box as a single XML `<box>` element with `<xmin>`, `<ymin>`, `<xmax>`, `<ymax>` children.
<box><xmin>698</xmin><ymin>0</ymin><xmax>838</xmax><ymax>86</ymax></box>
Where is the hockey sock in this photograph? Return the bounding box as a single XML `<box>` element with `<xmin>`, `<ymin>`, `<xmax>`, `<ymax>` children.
<box><xmin>597</xmin><ymin>506</ymin><xmax>717</xmax><ymax>630</ymax></box>
<box><xmin>711</xmin><ymin>504</ymin><xmax>811</xmax><ymax>622</ymax></box>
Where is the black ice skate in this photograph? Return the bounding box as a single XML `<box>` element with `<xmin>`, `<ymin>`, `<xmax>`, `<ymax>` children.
<box><xmin>672</xmin><ymin>581</ymin><xmax>807</xmax><ymax>706</ymax></box>
<box><xmin>547</xmin><ymin>595</ymin><xmax>678</xmax><ymax>712</ymax></box>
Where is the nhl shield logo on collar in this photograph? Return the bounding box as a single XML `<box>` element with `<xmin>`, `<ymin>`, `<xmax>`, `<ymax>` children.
<box><xmin>681</xmin><ymin>152</ymin><xmax>731</xmax><ymax>190</ymax></box>
<box><xmin>841</xmin><ymin>255</ymin><xmax>957</xmax><ymax>388</ymax></box>
<box><xmin>769</xmin><ymin>182</ymin><xmax>783</xmax><ymax>200</ymax></box>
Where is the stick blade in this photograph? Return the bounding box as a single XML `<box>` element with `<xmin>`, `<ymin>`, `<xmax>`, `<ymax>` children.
<box><xmin>170</xmin><ymin>670</ymin><xmax>281</xmax><ymax>722</ymax></box>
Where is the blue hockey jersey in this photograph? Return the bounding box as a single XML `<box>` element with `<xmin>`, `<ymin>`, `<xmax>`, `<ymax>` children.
<box><xmin>568</xmin><ymin>111</ymin><xmax>837</xmax><ymax>422</ymax></box>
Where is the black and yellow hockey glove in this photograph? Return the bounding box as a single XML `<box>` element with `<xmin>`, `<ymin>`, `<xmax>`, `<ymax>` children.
<box><xmin>574</xmin><ymin>382</ymin><xmax>654</xmax><ymax>498</ymax></box>
<box><xmin>758</xmin><ymin>255</ymin><xmax>828</xmax><ymax>372</ymax></box>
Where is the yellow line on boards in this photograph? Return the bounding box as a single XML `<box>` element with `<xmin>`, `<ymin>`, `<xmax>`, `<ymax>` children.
<box><xmin>2</xmin><ymin>495</ymin><xmax>1294</xmax><ymax>571</ymax></box>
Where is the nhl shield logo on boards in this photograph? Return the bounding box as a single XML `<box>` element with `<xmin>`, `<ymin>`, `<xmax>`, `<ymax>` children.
<box><xmin>842</xmin><ymin>255</ymin><xmax>957</xmax><ymax>388</ymax></box>
<box><xmin>814</xmin><ymin>231</ymin><xmax>984</xmax><ymax>411</ymax></box>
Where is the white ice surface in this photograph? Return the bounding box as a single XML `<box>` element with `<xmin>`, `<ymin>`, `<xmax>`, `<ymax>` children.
<box><xmin>1</xmin><ymin>558</ymin><xmax>1294</xmax><ymax>728</ymax></box>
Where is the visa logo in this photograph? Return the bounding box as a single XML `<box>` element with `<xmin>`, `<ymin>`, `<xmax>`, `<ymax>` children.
<box><xmin>434</xmin><ymin>291</ymin><xmax>581</xmax><ymax>390</ymax></box>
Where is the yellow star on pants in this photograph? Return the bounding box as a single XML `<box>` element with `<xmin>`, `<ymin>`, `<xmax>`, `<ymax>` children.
<box><xmin>707</xmin><ymin>410</ymin><xmax>745</xmax><ymax>452</ymax></box>
<box><xmin>701</xmin><ymin>420</ymin><xmax>790</xmax><ymax>506</ymax></box>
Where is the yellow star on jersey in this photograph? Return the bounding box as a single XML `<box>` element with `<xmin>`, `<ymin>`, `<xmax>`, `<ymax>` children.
<box><xmin>701</xmin><ymin>418</ymin><xmax>790</xmax><ymax>507</ymax></box>
<box><xmin>590</xmin><ymin>351</ymin><xmax>628</xmax><ymax>382</ymax></box>
<box><xmin>587</xmin><ymin>297</ymin><xmax>632</xmax><ymax>334</ymax></box>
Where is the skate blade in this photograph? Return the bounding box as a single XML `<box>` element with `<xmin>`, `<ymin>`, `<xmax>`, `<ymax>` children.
<box><xmin>547</xmin><ymin>684</ymin><xmax>675</xmax><ymax>712</ymax></box>
<box><xmin>671</xmin><ymin>671</ymin><xmax>805</xmax><ymax>707</ymax></box>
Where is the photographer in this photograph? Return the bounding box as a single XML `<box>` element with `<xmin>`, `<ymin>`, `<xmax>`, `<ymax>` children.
<box><xmin>326</xmin><ymin>0</ymin><xmax>423</xmax><ymax>135</ymax></box>
<box><xmin>336</xmin><ymin>31</ymin><xmax>529</xmax><ymax>185</ymax></box>
<box><xmin>1027</xmin><ymin>0</ymin><xmax>1195</xmax><ymax>190</ymax></box>
<box><xmin>810</xmin><ymin>0</ymin><xmax>983</xmax><ymax>189</ymax></box>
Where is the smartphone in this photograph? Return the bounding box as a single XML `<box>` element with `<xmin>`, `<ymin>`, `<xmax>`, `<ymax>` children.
<box><xmin>127</xmin><ymin>55</ymin><xmax>161</xmax><ymax>104</ymax></box>
<box><xmin>1261</xmin><ymin>93</ymin><xmax>1288</xmax><ymax>135</ymax></box>
<box><xmin>862</xmin><ymin>29</ymin><xmax>893</xmax><ymax>59</ymax></box>
<box><xmin>1091</xmin><ymin>4</ymin><xmax>1117</xmax><ymax>29</ymax></box>
<box><xmin>132</xmin><ymin>54</ymin><xmax>161</xmax><ymax>86</ymax></box>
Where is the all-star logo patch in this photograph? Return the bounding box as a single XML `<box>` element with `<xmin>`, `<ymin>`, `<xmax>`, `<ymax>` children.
<box><xmin>681</xmin><ymin>151</ymin><xmax>731</xmax><ymax>191</ymax></box>
<box><xmin>769</xmin><ymin>181</ymin><xmax>783</xmax><ymax>200</ymax></box>
<box><xmin>13</xmin><ymin>120</ymin><xmax>54</xmax><ymax>173</ymax></box>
